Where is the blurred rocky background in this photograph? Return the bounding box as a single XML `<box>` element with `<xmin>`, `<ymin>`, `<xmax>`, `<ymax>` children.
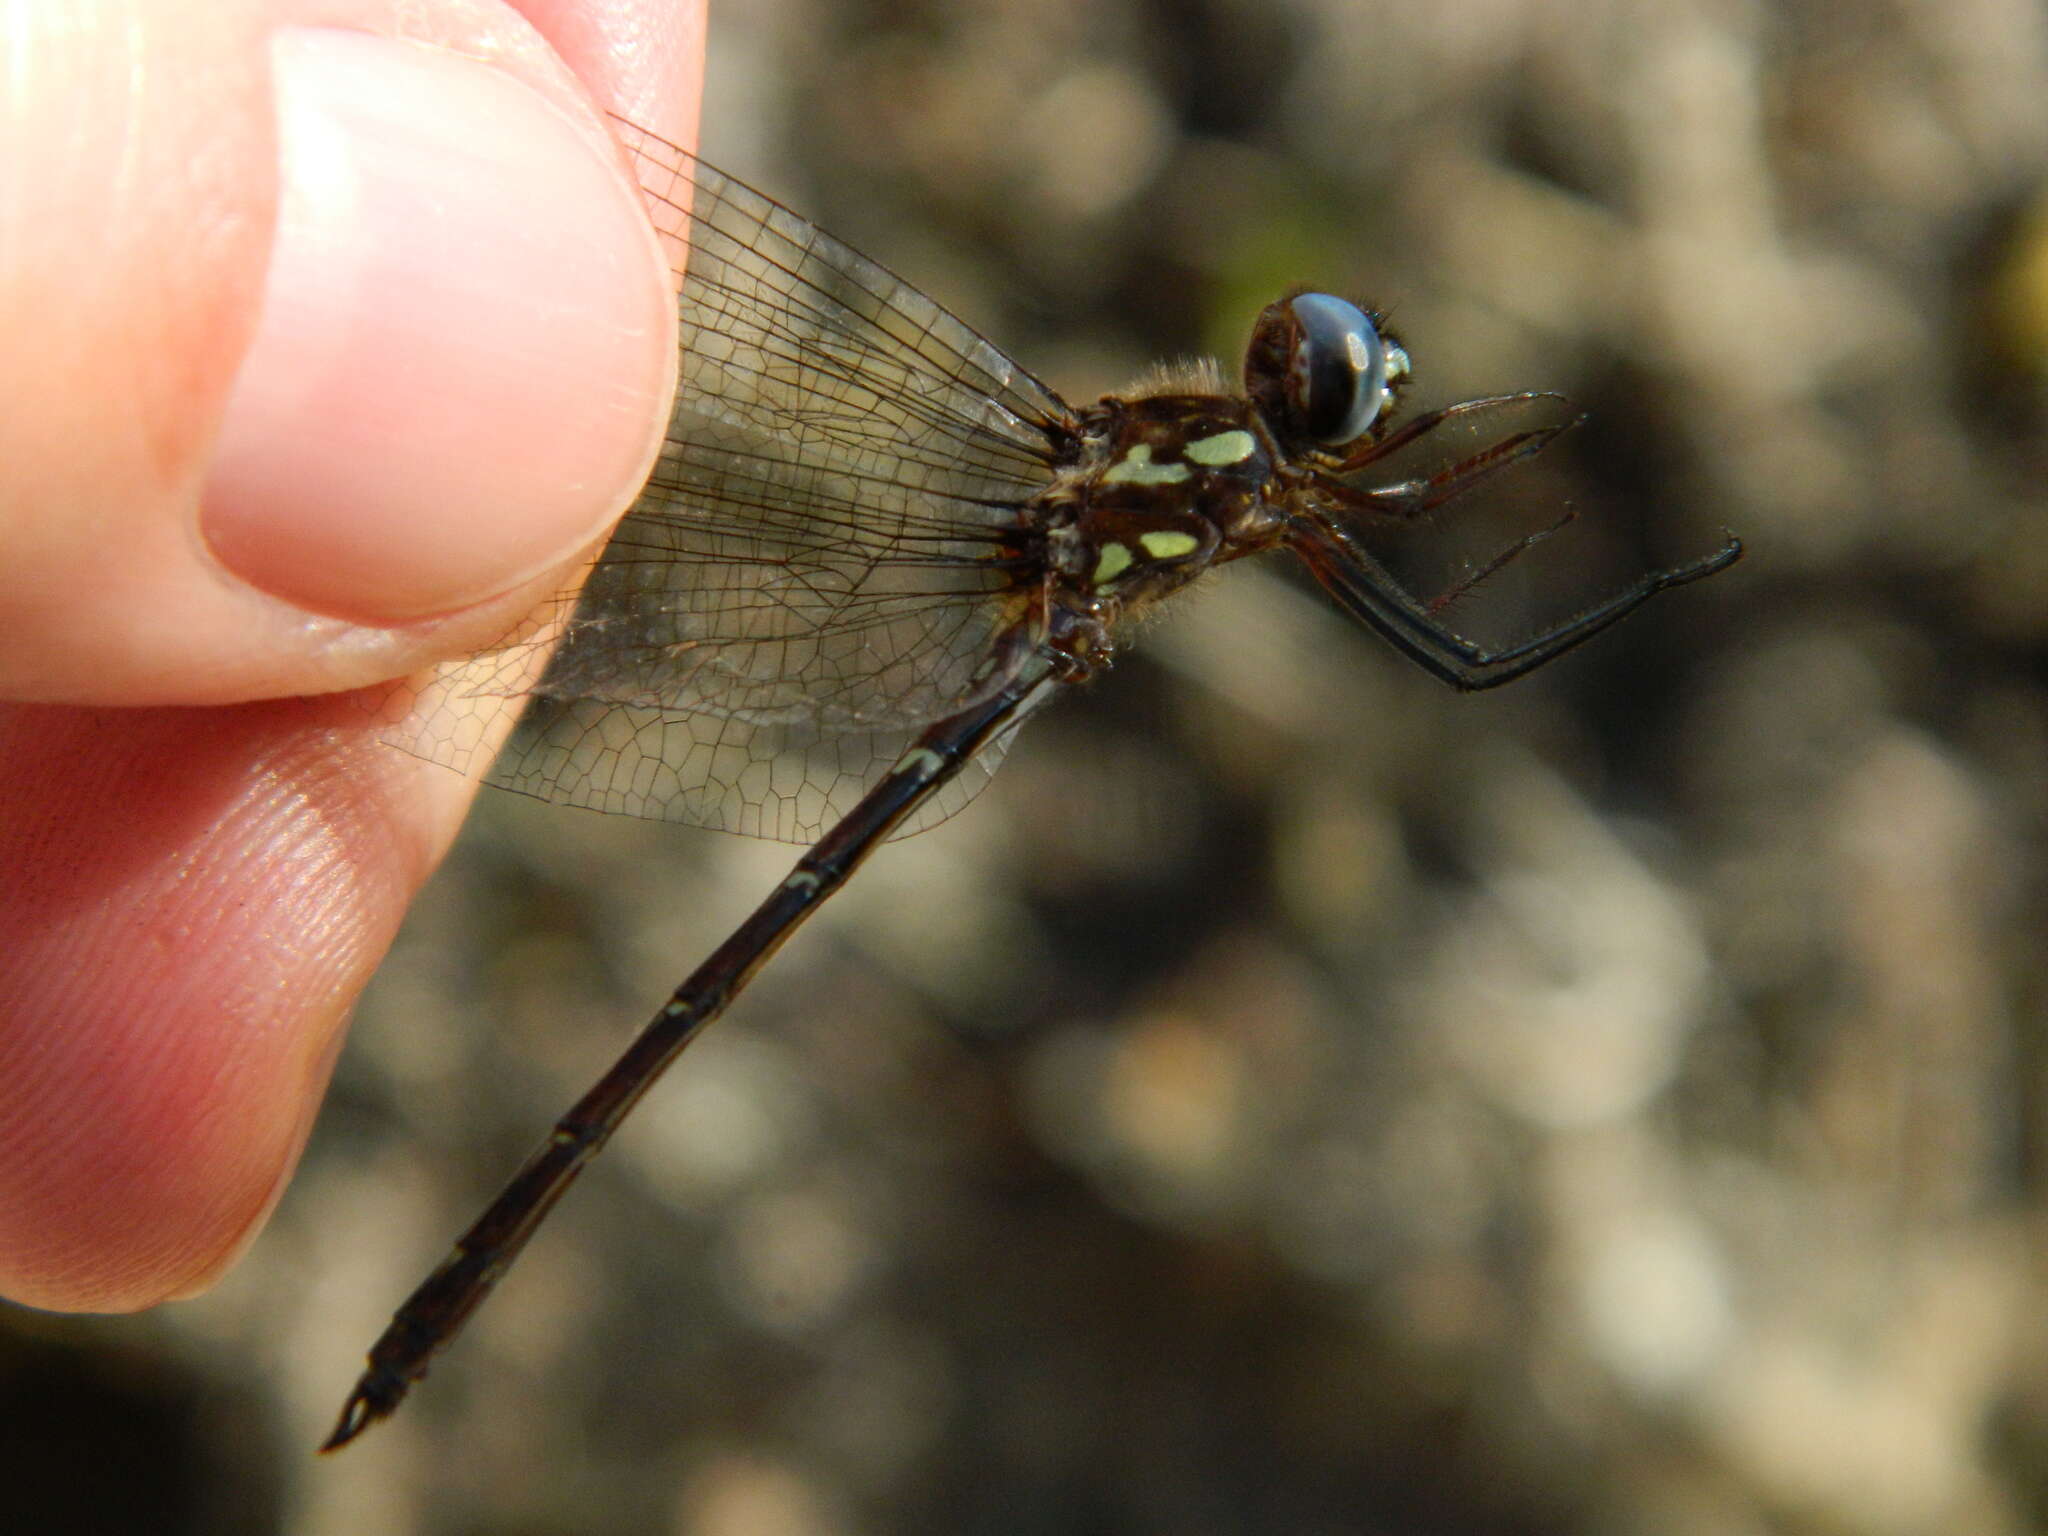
<box><xmin>11</xmin><ymin>0</ymin><xmax>2048</xmax><ymax>1530</ymax></box>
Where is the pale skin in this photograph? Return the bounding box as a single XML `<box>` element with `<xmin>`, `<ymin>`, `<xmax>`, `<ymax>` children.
<box><xmin>0</xmin><ymin>0</ymin><xmax>705</xmax><ymax>1312</ymax></box>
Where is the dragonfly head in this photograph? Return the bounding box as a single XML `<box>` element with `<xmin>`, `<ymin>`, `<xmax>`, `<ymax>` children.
<box><xmin>1244</xmin><ymin>292</ymin><xmax>1412</xmax><ymax>458</ymax></box>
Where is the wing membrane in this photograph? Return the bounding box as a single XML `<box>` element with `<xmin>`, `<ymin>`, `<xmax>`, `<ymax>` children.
<box><xmin>400</xmin><ymin>124</ymin><xmax>1070</xmax><ymax>841</ymax></box>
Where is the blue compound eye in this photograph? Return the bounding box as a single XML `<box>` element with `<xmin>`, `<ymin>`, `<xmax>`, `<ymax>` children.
<box><xmin>1286</xmin><ymin>293</ymin><xmax>1395</xmax><ymax>446</ymax></box>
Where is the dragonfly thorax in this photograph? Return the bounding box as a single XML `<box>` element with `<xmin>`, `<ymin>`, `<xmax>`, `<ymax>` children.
<box><xmin>1055</xmin><ymin>393</ymin><xmax>1284</xmax><ymax>614</ymax></box>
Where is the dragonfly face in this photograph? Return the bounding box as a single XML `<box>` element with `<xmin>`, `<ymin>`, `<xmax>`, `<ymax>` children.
<box><xmin>1246</xmin><ymin>291</ymin><xmax>1412</xmax><ymax>453</ymax></box>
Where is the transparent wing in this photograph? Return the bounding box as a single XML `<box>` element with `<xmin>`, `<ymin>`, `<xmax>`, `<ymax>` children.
<box><xmin>484</xmin><ymin>686</ymin><xmax>1048</xmax><ymax>844</ymax></box>
<box><xmin>400</xmin><ymin>122</ymin><xmax>1072</xmax><ymax>842</ymax></box>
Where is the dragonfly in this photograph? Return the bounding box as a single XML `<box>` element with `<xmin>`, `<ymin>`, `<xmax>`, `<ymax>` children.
<box><xmin>323</xmin><ymin>117</ymin><xmax>1741</xmax><ymax>1450</ymax></box>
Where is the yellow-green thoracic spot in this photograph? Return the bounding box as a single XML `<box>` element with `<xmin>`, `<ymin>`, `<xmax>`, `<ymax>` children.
<box><xmin>1092</xmin><ymin>542</ymin><xmax>1134</xmax><ymax>586</ymax></box>
<box><xmin>1137</xmin><ymin>530</ymin><xmax>1200</xmax><ymax>560</ymax></box>
<box><xmin>1101</xmin><ymin>443</ymin><xmax>1193</xmax><ymax>486</ymax></box>
<box><xmin>1182</xmin><ymin>428</ymin><xmax>1257</xmax><ymax>466</ymax></box>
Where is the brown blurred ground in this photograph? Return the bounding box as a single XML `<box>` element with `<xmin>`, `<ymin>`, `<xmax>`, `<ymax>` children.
<box><xmin>11</xmin><ymin>1</ymin><xmax>2048</xmax><ymax>1531</ymax></box>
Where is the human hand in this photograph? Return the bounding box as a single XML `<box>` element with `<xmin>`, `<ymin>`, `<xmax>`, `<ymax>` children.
<box><xmin>0</xmin><ymin>0</ymin><xmax>702</xmax><ymax>1311</ymax></box>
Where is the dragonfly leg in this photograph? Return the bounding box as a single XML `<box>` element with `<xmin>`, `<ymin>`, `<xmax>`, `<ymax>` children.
<box><xmin>1288</xmin><ymin>516</ymin><xmax>1743</xmax><ymax>692</ymax></box>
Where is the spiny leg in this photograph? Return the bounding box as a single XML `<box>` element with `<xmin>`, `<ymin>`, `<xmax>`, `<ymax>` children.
<box><xmin>1326</xmin><ymin>392</ymin><xmax>1583</xmax><ymax>517</ymax></box>
<box><xmin>1425</xmin><ymin>507</ymin><xmax>1582</xmax><ymax>618</ymax></box>
<box><xmin>1290</xmin><ymin>516</ymin><xmax>1742</xmax><ymax>691</ymax></box>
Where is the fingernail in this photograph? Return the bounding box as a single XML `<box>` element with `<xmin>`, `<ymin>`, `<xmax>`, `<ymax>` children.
<box><xmin>204</xmin><ymin>29</ymin><xmax>674</xmax><ymax>624</ymax></box>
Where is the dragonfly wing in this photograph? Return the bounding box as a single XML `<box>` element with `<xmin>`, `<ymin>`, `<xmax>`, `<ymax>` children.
<box><xmin>479</xmin><ymin>672</ymin><xmax>1051</xmax><ymax>842</ymax></box>
<box><xmin>395</xmin><ymin>125</ymin><xmax>1071</xmax><ymax>840</ymax></box>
